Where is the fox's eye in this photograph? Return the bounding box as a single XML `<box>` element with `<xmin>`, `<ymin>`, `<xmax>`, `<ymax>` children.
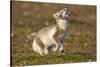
<box><xmin>60</xmin><ymin>11</ymin><xmax>63</xmax><ymax>14</ymax></box>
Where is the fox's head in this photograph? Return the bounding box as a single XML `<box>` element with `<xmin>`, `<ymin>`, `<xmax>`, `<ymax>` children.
<box><xmin>53</xmin><ymin>7</ymin><xmax>71</xmax><ymax>20</ymax></box>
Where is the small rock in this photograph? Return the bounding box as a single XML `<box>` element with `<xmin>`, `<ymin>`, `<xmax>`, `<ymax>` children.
<box><xmin>84</xmin><ymin>43</ymin><xmax>88</xmax><ymax>46</ymax></box>
<box><xmin>87</xmin><ymin>31</ymin><xmax>90</xmax><ymax>34</ymax></box>
<box><xmin>11</xmin><ymin>33</ymin><xmax>14</xmax><ymax>37</ymax></box>
<box><xmin>21</xmin><ymin>3</ymin><xmax>30</xmax><ymax>9</ymax></box>
<box><xmin>76</xmin><ymin>32</ymin><xmax>80</xmax><ymax>36</ymax></box>
<box><xmin>27</xmin><ymin>35</ymin><xmax>31</xmax><ymax>39</ymax></box>
<box><xmin>88</xmin><ymin>59</ymin><xmax>92</xmax><ymax>62</ymax></box>
<box><xmin>27</xmin><ymin>32</ymin><xmax>36</xmax><ymax>39</ymax></box>
<box><xmin>26</xmin><ymin>39</ymin><xmax>29</xmax><ymax>42</ymax></box>
<box><xmin>18</xmin><ymin>20</ymin><xmax>24</xmax><ymax>25</ymax></box>
<box><xmin>23</xmin><ymin>11</ymin><xmax>30</xmax><ymax>16</ymax></box>
<box><xmin>31</xmin><ymin>32</ymin><xmax>36</xmax><ymax>36</ymax></box>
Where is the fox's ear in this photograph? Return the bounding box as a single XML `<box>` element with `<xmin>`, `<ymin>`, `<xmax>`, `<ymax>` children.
<box><xmin>64</xmin><ymin>7</ymin><xmax>68</xmax><ymax>9</ymax></box>
<box><xmin>53</xmin><ymin>13</ymin><xmax>57</xmax><ymax>17</ymax></box>
<box><xmin>53</xmin><ymin>12</ymin><xmax>59</xmax><ymax>19</ymax></box>
<box><xmin>64</xmin><ymin>7</ymin><xmax>68</xmax><ymax>11</ymax></box>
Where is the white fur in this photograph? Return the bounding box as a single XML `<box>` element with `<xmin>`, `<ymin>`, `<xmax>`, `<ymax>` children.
<box><xmin>32</xmin><ymin>39</ymin><xmax>44</xmax><ymax>56</ymax></box>
<box><xmin>32</xmin><ymin>8</ymin><xmax>70</xmax><ymax>56</ymax></box>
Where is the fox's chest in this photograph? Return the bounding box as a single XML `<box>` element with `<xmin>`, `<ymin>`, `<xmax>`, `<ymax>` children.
<box><xmin>54</xmin><ymin>20</ymin><xmax>68</xmax><ymax>40</ymax></box>
<box><xmin>57</xmin><ymin>20</ymin><xmax>67</xmax><ymax>30</ymax></box>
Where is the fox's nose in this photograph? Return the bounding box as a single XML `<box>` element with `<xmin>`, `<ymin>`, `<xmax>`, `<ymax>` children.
<box><xmin>61</xmin><ymin>50</ymin><xmax>64</xmax><ymax>53</ymax></box>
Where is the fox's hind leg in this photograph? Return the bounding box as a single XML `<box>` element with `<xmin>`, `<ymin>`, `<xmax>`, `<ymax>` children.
<box><xmin>44</xmin><ymin>48</ymin><xmax>49</xmax><ymax>55</ymax></box>
<box><xmin>32</xmin><ymin>37</ymin><xmax>44</xmax><ymax>56</ymax></box>
<box><xmin>50</xmin><ymin>37</ymin><xmax>59</xmax><ymax>52</ymax></box>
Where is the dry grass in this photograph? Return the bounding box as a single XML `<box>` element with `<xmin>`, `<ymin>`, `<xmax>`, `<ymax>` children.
<box><xmin>11</xmin><ymin>1</ymin><xmax>96</xmax><ymax>66</ymax></box>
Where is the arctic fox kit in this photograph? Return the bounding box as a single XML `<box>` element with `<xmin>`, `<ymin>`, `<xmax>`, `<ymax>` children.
<box><xmin>32</xmin><ymin>8</ymin><xmax>70</xmax><ymax>56</ymax></box>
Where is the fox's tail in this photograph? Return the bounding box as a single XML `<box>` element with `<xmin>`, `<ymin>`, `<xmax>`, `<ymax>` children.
<box><xmin>27</xmin><ymin>32</ymin><xmax>36</xmax><ymax>40</ymax></box>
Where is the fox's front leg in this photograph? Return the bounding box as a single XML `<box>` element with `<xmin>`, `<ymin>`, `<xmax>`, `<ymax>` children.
<box><xmin>50</xmin><ymin>37</ymin><xmax>59</xmax><ymax>52</ymax></box>
<box><xmin>58</xmin><ymin>34</ymin><xmax>66</xmax><ymax>53</ymax></box>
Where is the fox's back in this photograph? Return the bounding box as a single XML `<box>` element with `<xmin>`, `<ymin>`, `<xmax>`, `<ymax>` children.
<box><xmin>37</xmin><ymin>24</ymin><xmax>57</xmax><ymax>37</ymax></box>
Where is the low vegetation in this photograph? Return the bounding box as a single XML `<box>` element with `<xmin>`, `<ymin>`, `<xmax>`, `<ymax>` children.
<box><xmin>11</xmin><ymin>1</ymin><xmax>96</xmax><ymax>66</ymax></box>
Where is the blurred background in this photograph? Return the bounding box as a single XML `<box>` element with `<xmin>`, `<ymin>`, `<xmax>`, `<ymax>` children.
<box><xmin>11</xmin><ymin>1</ymin><xmax>96</xmax><ymax>66</ymax></box>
